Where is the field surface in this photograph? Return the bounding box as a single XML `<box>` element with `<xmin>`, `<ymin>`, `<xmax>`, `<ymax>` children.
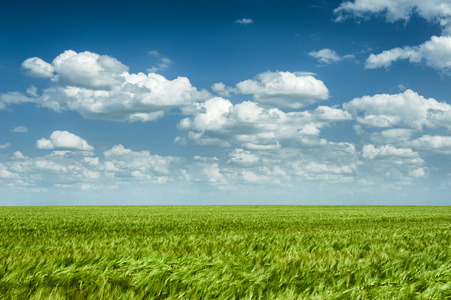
<box><xmin>0</xmin><ymin>205</ymin><xmax>450</xmax><ymax>299</ymax></box>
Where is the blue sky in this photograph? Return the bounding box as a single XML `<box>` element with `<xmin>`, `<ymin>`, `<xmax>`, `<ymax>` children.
<box><xmin>1</xmin><ymin>0</ymin><xmax>451</xmax><ymax>205</ymax></box>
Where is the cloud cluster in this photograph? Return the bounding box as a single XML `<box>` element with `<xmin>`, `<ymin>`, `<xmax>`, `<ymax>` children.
<box><xmin>13</xmin><ymin>50</ymin><xmax>211</xmax><ymax>121</ymax></box>
<box><xmin>366</xmin><ymin>35</ymin><xmax>451</xmax><ymax>70</ymax></box>
<box><xmin>3</xmin><ymin>47</ymin><xmax>448</xmax><ymax>194</ymax></box>
<box><xmin>343</xmin><ymin>89</ymin><xmax>451</xmax><ymax>130</ymax></box>
<box><xmin>334</xmin><ymin>0</ymin><xmax>451</xmax><ymax>33</ymax></box>
<box><xmin>178</xmin><ymin>97</ymin><xmax>351</xmax><ymax>148</ymax></box>
<box><xmin>335</xmin><ymin>1</ymin><xmax>451</xmax><ymax>72</ymax></box>
<box><xmin>359</xmin><ymin>144</ymin><xmax>426</xmax><ymax>184</ymax></box>
<box><xmin>103</xmin><ymin>144</ymin><xmax>179</xmax><ymax>179</ymax></box>
<box><xmin>1</xmin><ymin>141</ymin><xmax>182</xmax><ymax>189</ymax></box>
<box><xmin>213</xmin><ymin>71</ymin><xmax>329</xmax><ymax>109</ymax></box>
<box><xmin>409</xmin><ymin>135</ymin><xmax>451</xmax><ymax>154</ymax></box>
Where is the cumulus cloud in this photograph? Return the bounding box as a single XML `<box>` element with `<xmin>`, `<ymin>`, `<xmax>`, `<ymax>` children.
<box><xmin>211</xmin><ymin>82</ymin><xmax>234</xmax><ymax>97</ymax></box>
<box><xmin>221</xmin><ymin>71</ymin><xmax>329</xmax><ymax>109</ymax></box>
<box><xmin>334</xmin><ymin>1</ymin><xmax>451</xmax><ymax>71</ymax></box>
<box><xmin>343</xmin><ymin>89</ymin><xmax>451</xmax><ymax>130</ymax></box>
<box><xmin>0</xmin><ymin>143</ymin><xmax>184</xmax><ymax>190</ymax></box>
<box><xmin>178</xmin><ymin>97</ymin><xmax>351</xmax><ymax>148</ymax></box>
<box><xmin>369</xmin><ymin>128</ymin><xmax>415</xmax><ymax>145</ymax></box>
<box><xmin>183</xmin><ymin>141</ymin><xmax>360</xmax><ymax>185</ymax></box>
<box><xmin>362</xmin><ymin>144</ymin><xmax>420</xmax><ymax>160</ymax></box>
<box><xmin>359</xmin><ymin>144</ymin><xmax>425</xmax><ymax>184</ymax></box>
<box><xmin>308</xmin><ymin>48</ymin><xmax>355</xmax><ymax>64</ymax></box>
<box><xmin>0</xmin><ymin>163</ymin><xmax>17</xmax><ymax>179</ymax></box>
<box><xmin>36</xmin><ymin>131</ymin><xmax>94</xmax><ymax>151</ymax></box>
<box><xmin>236</xmin><ymin>18</ymin><xmax>253</xmax><ymax>25</ymax></box>
<box><xmin>103</xmin><ymin>144</ymin><xmax>178</xmax><ymax>176</ymax></box>
<box><xmin>5</xmin><ymin>50</ymin><xmax>210</xmax><ymax>121</ymax></box>
<box><xmin>228</xmin><ymin>148</ymin><xmax>260</xmax><ymax>165</ymax></box>
<box><xmin>365</xmin><ymin>35</ymin><xmax>451</xmax><ymax>71</ymax></box>
<box><xmin>409</xmin><ymin>135</ymin><xmax>451</xmax><ymax>154</ymax></box>
<box><xmin>334</xmin><ymin>0</ymin><xmax>451</xmax><ymax>33</ymax></box>
<box><xmin>51</xmin><ymin>50</ymin><xmax>128</xmax><ymax>90</ymax></box>
<box><xmin>22</xmin><ymin>57</ymin><xmax>54</xmax><ymax>78</ymax></box>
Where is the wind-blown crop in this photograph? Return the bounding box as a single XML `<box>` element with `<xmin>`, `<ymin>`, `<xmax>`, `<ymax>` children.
<box><xmin>0</xmin><ymin>206</ymin><xmax>450</xmax><ymax>299</ymax></box>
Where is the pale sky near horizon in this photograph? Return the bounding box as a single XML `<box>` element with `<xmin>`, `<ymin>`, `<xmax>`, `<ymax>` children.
<box><xmin>1</xmin><ymin>0</ymin><xmax>451</xmax><ymax>205</ymax></box>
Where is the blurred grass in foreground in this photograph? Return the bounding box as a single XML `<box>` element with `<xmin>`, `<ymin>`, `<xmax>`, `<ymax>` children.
<box><xmin>0</xmin><ymin>205</ymin><xmax>450</xmax><ymax>299</ymax></box>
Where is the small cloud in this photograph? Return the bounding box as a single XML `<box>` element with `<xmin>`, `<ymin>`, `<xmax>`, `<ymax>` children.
<box><xmin>148</xmin><ymin>50</ymin><xmax>160</xmax><ymax>56</ymax></box>
<box><xmin>26</xmin><ymin>85</ymin><xmax>38</xmax><ymax>97</ymax></box>
<box><xmin>12</xmin><ymin>151</ymin><xmax>26</xmax><ymax>159</ymax></box>
<box><xmin>309</xmin><ymin>48</ymin><xmax>355</xmax><ymax>64</ymax></box>
<box><xmin>211</xmin><ymin>82</ymin><xmax>235</xmax><ymax>97</ymax></box>
<box><xmin>398</xmin><ymin>84</ymin><xmax>408</xmax><ymax>91</ymax></box>
<box><xmin>12</xmin><ymin>126</ymin><xmax>28</xmax><ymax>133</ymax></box>
<box><xmin>0</xmin><ymin>143</ymin><xmax>11</xmax><ymax>149</ymax></box>
<box><xmin>236</xmin><ymin>18</ymin><xmax>253</xmax><ymax>25</ymax></box>
<box><xmin>36</xmin><ymin>131</ymin><xmax>94</xmax><ymax>151</ymax></box>
<box><xmin>147</xmin><ymin>50</ymin><xmax>173</xmax><ymax>73</ymax></box>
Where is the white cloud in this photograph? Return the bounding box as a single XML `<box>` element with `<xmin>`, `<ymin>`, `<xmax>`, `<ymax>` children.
<box><xmin>12</xmin><ymin>126</ymin><xmax>28</xmax><ymax>133</ymax></box>
<box><xmin>309</xmin><ymin>48</ymin><xmax>341</xmax><ymax>63</ymax></box>
<box><xmin>103</xmin><ymin>144</ymin><xmax>178</xmax><ymax>176</ymax></box>
<box><xmin>343</xmin><ymin>89</ymin><xmax>451</xmax><ymax>130</ymax></box>
<box><xmin>4</xmin><ymin>50</ymin><xmax>211</xmax><ymax>122</ymax></box>
<box><xmin>362</xmin><ymin>144</ymin><xmax>419</xmax><ymax>160</ymax></box>
<box><xmin>0</xmin><ymin>143</ymin><xmax>11</xmax><ymax>149</ymax></box>
<box><xmin>409</xmin><ymin>167</ymin><xmax>427</xmax><ymax>178</ymax></box>
<box><xmin>308</xmin><ymin>48</ymin><xmax>355</xmax><ymax>64</ymax></box>
<box><xmin>409</xmin><ymin>135</ymin><xmax>451</xmax><ymax>154</ymax></box>
<box><xmin>179</xmin><ymin>97</ymin><xmax>351</xmax><ymax>148</ymax></box>
<box><xmin>147</xmin><ymin>50</ymin><xmax>173</xmax><ymax>73</ymax></box>
<box><xmin>359</xmin><ymin>144</ymin><xmax>425</xmax><ymax>184</ymax></box>
<box><xmin>0</xmin><ymin>91</ymin><xmax>35</xmax><ymax>109</ymax></box>
<box><xmin>51</xmin><ymin>50</ymin><xmax>128</xmax><ymax>90</ymax></box>
<box><xmin>211</xmin><ymin>82</ymin><xmax>233</xmax><ymax>97</ymax></box>
<box><xmin>334</xmin><ymin>0</ymin><xmax>451</xmax><ymax>33</ymax></box>
<box><xmin>36</xmin><ymin>131</ymin><xmax>94</xmax><ymax>151</ymax></box>
<box><xmin>12</xmin><ymin>151</ymin><xmax>26</xmax><ymax>159</ymax></box>
<box><xmin>236</xmin><ymin>18</ymin><xmax>253</xmax><ymax>25</ymax></box>
<box><xmin>0</xmin><ymin>163</ymin><xmax>17</xmax><ymax>179</ymax></box>
<box><xmin>232</xmin><ymin>71</ymin><xmax>329</xmax><ymax>109</ymax></box>
<box><xmin>228</xmin><ymin>148</ymin><xmax>260</xmax><ymax>165</ymax></box>
<box><xmin>370</xmin><ymin>128</ymin><xmax>415</xmax><ymax>145</ymax></box>
<box><xmin>0</xmin><ymin>143</ymin><xmax>183</xmax><ymax>190</ymax></box>
<box><xmin>365</xmin><ymin>35</ymin><xmax>451</xmax><ymax>71</ymax></box>
<box><xmin>22</xmin><ymin>57</ymin><xmax>54</xmax><ymax>78</ymax></box>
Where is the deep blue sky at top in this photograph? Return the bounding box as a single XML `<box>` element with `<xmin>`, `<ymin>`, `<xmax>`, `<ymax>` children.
<box><xmin>0</xmin><ymin>0</ymin><xmax>443</xmax><ymax>93</ymax></box>
<box><xmin>1</xmin><ymin>0</ymin><xmax>446</xmax><ymax>153</ymax></box>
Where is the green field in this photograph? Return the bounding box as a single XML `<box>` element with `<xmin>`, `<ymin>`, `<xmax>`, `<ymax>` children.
<box><xmin>0</xmin><ymin>206</ymin><xmax>450</xmax><ymax>299</ymax></box>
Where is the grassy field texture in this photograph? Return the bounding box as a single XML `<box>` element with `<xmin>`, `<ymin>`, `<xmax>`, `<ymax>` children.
<box><xmin>0</xmin><ymin>206</ymin><xmax>450</xmax><ymax>299</ymax></box>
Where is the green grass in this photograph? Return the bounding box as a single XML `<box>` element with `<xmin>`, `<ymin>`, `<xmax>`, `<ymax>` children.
<box><xmin>0</xmin><ymin>206</ymin><xmax>450</xmax><ymax>299</ymax></box>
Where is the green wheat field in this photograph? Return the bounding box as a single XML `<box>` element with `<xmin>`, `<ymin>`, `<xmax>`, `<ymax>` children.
<box><xmin>0</xmin><ymin>206</ymin><xmax>450</xmax><ymax>299</ymax></box>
